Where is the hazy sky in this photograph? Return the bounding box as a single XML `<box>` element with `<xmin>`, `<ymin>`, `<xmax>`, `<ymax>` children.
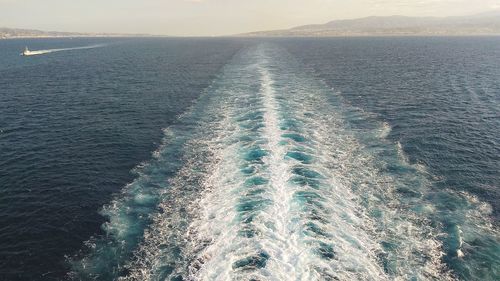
<box><xmin>1</xmin><ymin>0</ymin><xmax>499</xmax><ymax>36</ymax></box>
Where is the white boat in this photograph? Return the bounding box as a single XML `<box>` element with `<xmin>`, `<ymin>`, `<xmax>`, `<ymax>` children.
<box><xmin>21</xmin><ymin>46</ymin><xmax>33</xmax><ymax>56</ymax></box>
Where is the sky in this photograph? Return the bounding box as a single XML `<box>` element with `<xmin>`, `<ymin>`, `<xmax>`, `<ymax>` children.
<box><xmin>0</xmin><ymin>0</ymin><xmax>499</xmax><ymax>36</ymax></box>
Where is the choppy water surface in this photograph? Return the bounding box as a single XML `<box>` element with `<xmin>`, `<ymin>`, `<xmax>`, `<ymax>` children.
<box><xmin>0</xmin><ymin>37</ymin><xmax>499</xmax><ymax>280</ymax></box>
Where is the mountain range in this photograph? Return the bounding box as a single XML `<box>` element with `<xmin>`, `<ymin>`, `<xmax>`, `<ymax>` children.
<box><xmin>2</xmin><ymin>11</ymin><xmax>500</xmax><ymax>39</ymax></box>
<box><xmin>240</xmin><ymin>11</ymin><xmax>500</xmax><ymax>37</ymax></box>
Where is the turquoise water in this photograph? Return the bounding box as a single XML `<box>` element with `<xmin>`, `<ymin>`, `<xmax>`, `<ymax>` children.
<box><xmin>0</xmin><ymin>38</ymin><xmax>499</xmax><ymax>280</ymax></box>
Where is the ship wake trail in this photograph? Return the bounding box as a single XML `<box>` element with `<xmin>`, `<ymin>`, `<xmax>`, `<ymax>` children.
<box><xmin>22</xmin><ymin>44</ymin><xmax>105</xmax><ymax>56</ymax></box>
<box><xmin>120</xmin><ymin>44</ymin><xmax>453</xmax><ymax>280</ymax></box>
<box><xmin>73</xmin><ymin>43</ymin><xmax>499</xmax><ymax>280</ymax></box>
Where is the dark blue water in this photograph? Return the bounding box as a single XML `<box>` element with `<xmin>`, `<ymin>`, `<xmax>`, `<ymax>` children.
<box><xmin>279</xmin><ymin>37</ymin><xmax>500</xmax><ymax>219</ymax></box>
<box><xmin>0</xmin><ymin>37</ymin><xmax>498</xmax><ymax>280</ymax></box>
<box><xmin>0</xmin><ymin>38</ymin><xmax>246</xmax><ymax>280</ymax></box>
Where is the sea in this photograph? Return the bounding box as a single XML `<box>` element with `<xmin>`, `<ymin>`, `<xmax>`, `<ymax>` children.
<box><xmin>0</xmin><ymin>37</ymin><xmax>498</xmax><ymax>281</ymax></box>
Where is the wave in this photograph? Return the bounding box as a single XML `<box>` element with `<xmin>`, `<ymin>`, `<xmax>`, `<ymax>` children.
<box><xmin>70</xmin><ymin>43</ymin><xmax>500</xmax><ymax>281</ymax></box>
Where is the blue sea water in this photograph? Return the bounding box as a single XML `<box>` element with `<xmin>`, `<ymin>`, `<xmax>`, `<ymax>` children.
<box><xmin>0</xmin><ymin>37</ymin><xmax>499</xmax><ymax>280</ymax></box>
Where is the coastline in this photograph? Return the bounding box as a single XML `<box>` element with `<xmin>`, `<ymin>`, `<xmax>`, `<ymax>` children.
<box><xmin>0</xmin><ymin>34</ymin><xmax>166</xmax><ymax>40</ymax></box>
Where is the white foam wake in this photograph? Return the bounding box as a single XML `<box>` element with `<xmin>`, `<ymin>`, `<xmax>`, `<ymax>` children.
<box><xmin>116</xmin><ymin>44</ymin><xmax>472</xmax><ymax>280</ymax></box>
<box><xmin>21</xmin><ymin>44</ymin><xmax>105</xmax><ymax>56</ymax></box>
<box><xmin>186</xmin><ymin>54</ymin><xmax>311</xmax><ymax>280</ymax></box>
<box><xmin>172</xmin><ymin>46</ymin><xmax>391</xmax><ymax>280</ymax></box>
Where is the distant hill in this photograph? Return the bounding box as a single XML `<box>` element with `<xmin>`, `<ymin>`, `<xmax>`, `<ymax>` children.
<box><xmin>0</xmin><ymin>27</ymin><xmax>152</xmax><ymax>39</ymax></box>
<box><xmin>240</xmin><ymin>11</ymin><xmax>500</xmax><ymax>37</ymax></box>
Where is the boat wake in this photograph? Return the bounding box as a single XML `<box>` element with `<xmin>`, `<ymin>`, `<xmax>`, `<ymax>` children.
<box><xmin>69</xmin><ymin>43</ymin><xmax>500</xmax><ymax>281</ymax></box>
<box><xmin>21</xmin><ymin>44</ymin><xmax>105</xmax><ymax>56</ymax></box>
